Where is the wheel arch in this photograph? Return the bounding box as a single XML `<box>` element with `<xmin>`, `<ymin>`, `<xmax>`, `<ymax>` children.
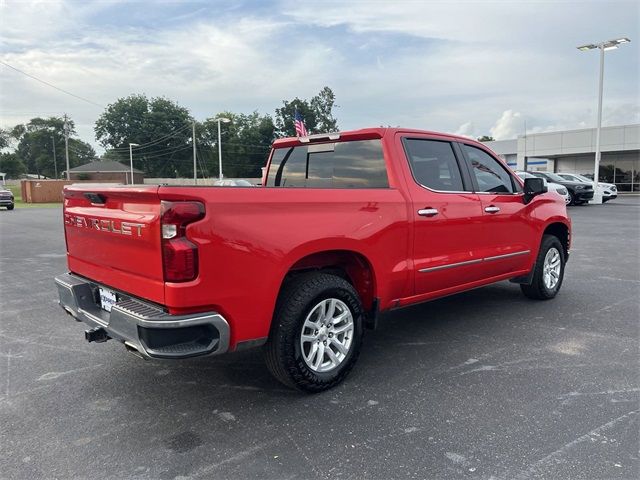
<box><xmin>543</xmin><ymin>221</ymin><xmax>570</xmax><ymax>257</ymax></box>
<box><xmin>279</xmin><ymin>249</ymin><xmax>378</xmax><ymax>314</ymax></box>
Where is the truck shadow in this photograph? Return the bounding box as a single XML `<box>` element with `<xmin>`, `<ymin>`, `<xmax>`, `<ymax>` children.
<box><xmin>68</xmin><ymin>280</ymin><xmax>565</xmax><ymax>478</ymax></box>
<box><xmin>111</xmin><ymin>280</ymin><xmax>529</xmax><ymax>399</ymax></box>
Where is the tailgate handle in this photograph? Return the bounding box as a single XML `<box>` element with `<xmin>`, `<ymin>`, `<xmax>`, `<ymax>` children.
<box><xmin>84</xmin><ymin>192</ymin><xmax>106</xmax><ymax>205</ymax></box>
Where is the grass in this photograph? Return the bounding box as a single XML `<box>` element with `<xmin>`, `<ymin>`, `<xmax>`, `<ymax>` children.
<box><xmin>4</xmin><ymin>184</ymin><xmax>62</xmax><ymax>209</ymax></box>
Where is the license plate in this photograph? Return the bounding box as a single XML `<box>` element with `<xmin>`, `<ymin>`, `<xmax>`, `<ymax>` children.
<box><xmin>99</xmin><ymin>287</ymin><xmax>117</xmax><ymax>312</ymax></box>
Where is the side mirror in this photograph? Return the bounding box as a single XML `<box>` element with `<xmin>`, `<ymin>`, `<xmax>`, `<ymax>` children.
<box><xmin>523</xmin><ymin>177</ymin><xmax>547</xmax><ymax>204</ymax></box>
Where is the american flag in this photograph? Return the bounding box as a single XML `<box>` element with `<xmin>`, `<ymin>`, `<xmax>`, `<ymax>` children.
<box><xmin>294</xmin><ymin>109</ymin><xmax>308</xmax><ymax>137</ymax></box>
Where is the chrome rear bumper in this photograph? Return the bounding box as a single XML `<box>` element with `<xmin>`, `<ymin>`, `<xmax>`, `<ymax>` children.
<box><xmin>55</xmin><ymin>272</ymin><xmax>230</xmax><ymax>359</ymax></box>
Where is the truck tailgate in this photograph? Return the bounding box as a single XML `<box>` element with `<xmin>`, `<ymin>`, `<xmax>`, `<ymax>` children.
<box><xmin>63</xmin><ymin>185</ymin><xmax>165</xmax><ymax>304</ymax></box>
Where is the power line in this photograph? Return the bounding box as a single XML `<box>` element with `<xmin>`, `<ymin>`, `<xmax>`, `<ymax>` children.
<box><xmin>106</xmin><ymin>123</ymin><xmax>193</xmax><ymax>152</ymax></box>
<box><xmin>197</xmin><ymin>143</ymin><xmax>271</xmax><ymax>153</ymax></box>
<box><xmin>197</xmin><ymin>150</ymin><xmax>208</xmax><ymax>179</ymax></box>
<box><xmin>0</xmin><ymin>60</ymin><xmax>105</xmax><ymax>108</ymax></box>
<box><xmin>105</xmin><ymin>144</ymin><xmax>192</xmax><ymax>159</ymax></box>
<box><xmin>129</xmin><ymin>145</ymin><xmax>193</xmax><ymax>160</ymax></box>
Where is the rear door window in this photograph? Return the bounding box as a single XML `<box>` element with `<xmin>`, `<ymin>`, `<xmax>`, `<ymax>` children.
<box><xmin>403</xmin><ymin>139</ymin><xmax>465</xmax><ymax>192</ymax></box>
<box><xmin>266</xmin><ymin>139</ymin><xmax>388</xmax><ymax>188</ymax></box>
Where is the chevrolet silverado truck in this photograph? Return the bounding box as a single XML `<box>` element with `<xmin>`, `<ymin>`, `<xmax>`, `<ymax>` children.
<box><xmin>55</xmin><ymin>128</ymin><xmax>571</xmax><ymax>392</ymax></box>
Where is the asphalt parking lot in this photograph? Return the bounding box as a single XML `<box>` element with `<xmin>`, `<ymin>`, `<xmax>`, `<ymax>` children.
<box><xmin>1</xmin><ymin>198</ymin><xmax>639</xmax><ymax>480</ymax></box>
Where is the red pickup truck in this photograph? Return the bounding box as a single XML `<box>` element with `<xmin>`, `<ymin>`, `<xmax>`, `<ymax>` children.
<box><xmin>55</xmin><ymin>128</ymin><xmax>571</xmax><ymax>392</ymax></box>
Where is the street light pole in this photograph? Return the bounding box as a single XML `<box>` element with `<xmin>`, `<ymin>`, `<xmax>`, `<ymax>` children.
<box><xmin>593</xmin><ymin>46</ymin><xmax>605</xmax><ymax>204</ymax></box>
<box><xmin>577</xmin><ymin>37</ymin><xmax>630</xmax><ymax>204</ymax></box>
<box><xmin>193</xmin><ymin>121</ymin><xmax>197</xmax><ymax>185</ymax></box>
<box><xmin>63</xmin><ymin>114</ymin><xmax>70</xmax><ymax>180</ymax></box>
<box><xmin>129</xmin><ymin>143</ymin><xmax>139</xmax><ymax>185</ymax></box>
<box><xmin>215</xmin><ymin>117</ymin><xmax>231</xmax><ymax>180</ymax></box>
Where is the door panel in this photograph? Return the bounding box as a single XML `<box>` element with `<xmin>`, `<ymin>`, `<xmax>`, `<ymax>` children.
<box><xmin>460</xmin><ymin>143</ymin><xmax>537</xmax><ymax>277</ymax></box>
<box><xmin>477</xmin><ymin>193</ymin><xmax>536</xmax><ymax>276</ymax></box>
<box><xmin>397</xmin><ymin>135</ymin><xmax>486</xmax><ymax>295</ymax></box>
<box><xmin>412</xmin><ymin>193</ymin><xmax>486</xmax><ymax>293</ymax></box>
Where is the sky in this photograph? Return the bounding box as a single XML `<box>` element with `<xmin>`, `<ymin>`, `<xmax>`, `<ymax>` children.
<box><xmin>1</xmin><ymin>0</ymin><xmax>639</xmax><ymax>152</ymax></box>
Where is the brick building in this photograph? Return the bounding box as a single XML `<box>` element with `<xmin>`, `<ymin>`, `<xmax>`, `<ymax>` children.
<box><xmin>68</xmin><ymin>160</ymin><xmax>144</xmax><ymax>184</ymax></box>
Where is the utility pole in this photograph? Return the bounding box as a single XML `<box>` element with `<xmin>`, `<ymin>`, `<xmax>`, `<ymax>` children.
<box><xmin>63</xmin><ymin>114</ymin><xmax>70</xmax><ymax>180</ymax></box>
<box><xmin>52</xmin><ymin>136</ymin><xmax>58</xmax><ymax>179</ymax></box>
<box><xmin>193</xmin><ymin>121</ymin><xmax>197</xmax><ymax>185</ymax></box>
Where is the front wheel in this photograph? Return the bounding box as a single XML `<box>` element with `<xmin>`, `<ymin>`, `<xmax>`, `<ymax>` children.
<box><xmin>521</xmin><ymin>235</ymin><xmax>565</xmax><ymax>300</ymax></box>
<box><xmin>264</xmin><ymin>272</ymin><xmax>364</xmax><ymax>392</ymax></box>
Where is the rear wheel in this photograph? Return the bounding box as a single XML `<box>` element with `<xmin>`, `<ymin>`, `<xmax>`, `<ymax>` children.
<box><xmin>264</xmin><ymin>272</ymin><xmax>364</xmax><ymax>392</ymax></box>
<box><xmin>521</xmin><ymin>235</ymin><xmax>565</xmax><ymax>300</ymax></box>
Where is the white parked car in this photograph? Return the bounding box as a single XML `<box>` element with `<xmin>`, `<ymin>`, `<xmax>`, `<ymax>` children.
<box><xmin>213</xmin><ymin>179</ymin><xmax>256</xmax><ymax>187</ymax></box>
<box><xmin>556</xmin><ymin>173</ymin><xmax>617</xmax><ymax>202</ymax></box>
<box><xmin>516</xmin><ymin>171</ymin><xmax>570</xmax><ymax>204</ymax></box>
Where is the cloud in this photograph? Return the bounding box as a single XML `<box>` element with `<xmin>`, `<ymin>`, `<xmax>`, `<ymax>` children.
<box><xmin>490</xmin><ymin>110</ymin><xmax>523</xmax><ymax>140</ymax></box>
<box><xmin>603</xmin><ymin>104</ymin><xmax>640</xmax><ymax>126</ymax></box>
<box><xmin>454</xmin><ymin>122</ymin><xmax>476</xmax><ymax>138</ymax></box>
<box><xmin>0</xmin><ymin>0</ymin><xmax>638</xmax><ymax>152</ymax></box>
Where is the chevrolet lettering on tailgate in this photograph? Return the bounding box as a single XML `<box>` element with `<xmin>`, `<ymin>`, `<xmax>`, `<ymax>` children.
<box><xmin>64</xmin><ymin>214</ymin><xmax>145</xmax><ymax>237</ymax></box>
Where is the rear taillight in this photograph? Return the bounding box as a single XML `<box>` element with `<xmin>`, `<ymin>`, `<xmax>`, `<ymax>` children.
<box><xmin>161</xmin><ymin>201</ymin><xmax>205</xmax><ymax>282</ymax></box>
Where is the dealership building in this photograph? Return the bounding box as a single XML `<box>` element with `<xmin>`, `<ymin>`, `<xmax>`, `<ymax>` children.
<box><xmin>485</xmin><ymin>124</ymin><xmax>640</xmax><ymax>192</ymax></box>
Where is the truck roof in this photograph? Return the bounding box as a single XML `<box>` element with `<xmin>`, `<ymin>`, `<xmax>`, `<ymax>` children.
<box><xmin>272</xmin><ymin>127</ymin><xmax>484</xmax><ymax>148</ymax></box>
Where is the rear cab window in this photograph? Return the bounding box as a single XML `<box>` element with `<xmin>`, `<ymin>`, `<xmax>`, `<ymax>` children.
<box><xmin>266</xmin><ymin>139</ymin><xmax>388</xmax><ymax>188</ymax></box>
<box><xmin>402</xmin><ymin>138</ymin><xmax>466</xmax><ymax>192</ymax></box>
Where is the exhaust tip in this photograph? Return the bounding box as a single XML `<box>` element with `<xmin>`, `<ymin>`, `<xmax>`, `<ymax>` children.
<box><xmin>124</xmin><ymin>341</ymin><xmax>147</xmax><ymax>360</ymax></box>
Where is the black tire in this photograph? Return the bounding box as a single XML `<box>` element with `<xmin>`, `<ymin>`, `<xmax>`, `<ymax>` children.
<box><xmin>7</xmin><ymin>205</ymin><xmax>14</xmax><ymax>210</ymax></box>
<box><xmin>567</xmin><ymin>191</ymin><xmax>575</xmax><ymax>205</ymax></box>
<box><xmin>264</xmin><ymin>272</ymin><xmax>364</xmax><ymax>392</ymax></box>
<box><xmin>520</xmin><ymin>235</ymin><xmax>565</xmax><ymax>300</ymax></box>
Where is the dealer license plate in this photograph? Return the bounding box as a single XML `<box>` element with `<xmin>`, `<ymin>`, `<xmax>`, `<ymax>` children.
<box><xmin>99</xmin><ymin>287</ymin><xmax>117</xmax><ymax>312</ymax></box>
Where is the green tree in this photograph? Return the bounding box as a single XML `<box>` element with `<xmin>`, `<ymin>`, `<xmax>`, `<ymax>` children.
<box><xmin>0</xmin><ymin>152</ymin><xmax>26</xmax><ymax>178</ymax></box>
<box><xmin>310</xmin><ymin>86</ymin><xmax>339</xmax><ymax>133</ymax></box>
<box><xmin>477</xmin><ymin>135</ymin><xmax>495</xmax><ymax>142</ymax></box>
<box><xmin>199</xmin><ymin>111</ymin><xmax>275</xmax><ymax>178</ymax></box>
<box><xmin>95</xmin><ymin>94</ymin><xmax>194</xmax><ymax>177</ymax></box>
<box><xmin>11</xmin><ymin>117</ymin><xmax>95</xmax><ymax>178</ymax></box>
<box><xmin>68</xmin><ymin>138</ymin><xmax>97</xmax><ymax>170</ymax></box>
<box><xmin>0</xmin><ymin>128</ymin><xmax>11</xmax><ymax>150</ymax></box>
<box><xmin>274</xmin><ymin>86</ymin><xmax>339</xmax><ymax>137</ymax></box>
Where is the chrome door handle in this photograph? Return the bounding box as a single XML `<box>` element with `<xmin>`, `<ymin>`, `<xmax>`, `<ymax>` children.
<box><xmin>418</xmin><ymin>208</ymin><xmax>439</xmax><ymax>217</ymax></box>
<box><xmin>484</xmin><ymin>206</ymin><xmax>500</xmax><ymax>213</ymax></box>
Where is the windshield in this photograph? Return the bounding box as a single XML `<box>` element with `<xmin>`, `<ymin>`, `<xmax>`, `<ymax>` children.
<box><xmin>573</xmin><ymin>174</ymin><xmax>593</xmax><ymax>183</ymax></box>
<box><xmin>544</xmin><ymin>172</ymin><xmax>567</xmax><ymax>183</ymax></box>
